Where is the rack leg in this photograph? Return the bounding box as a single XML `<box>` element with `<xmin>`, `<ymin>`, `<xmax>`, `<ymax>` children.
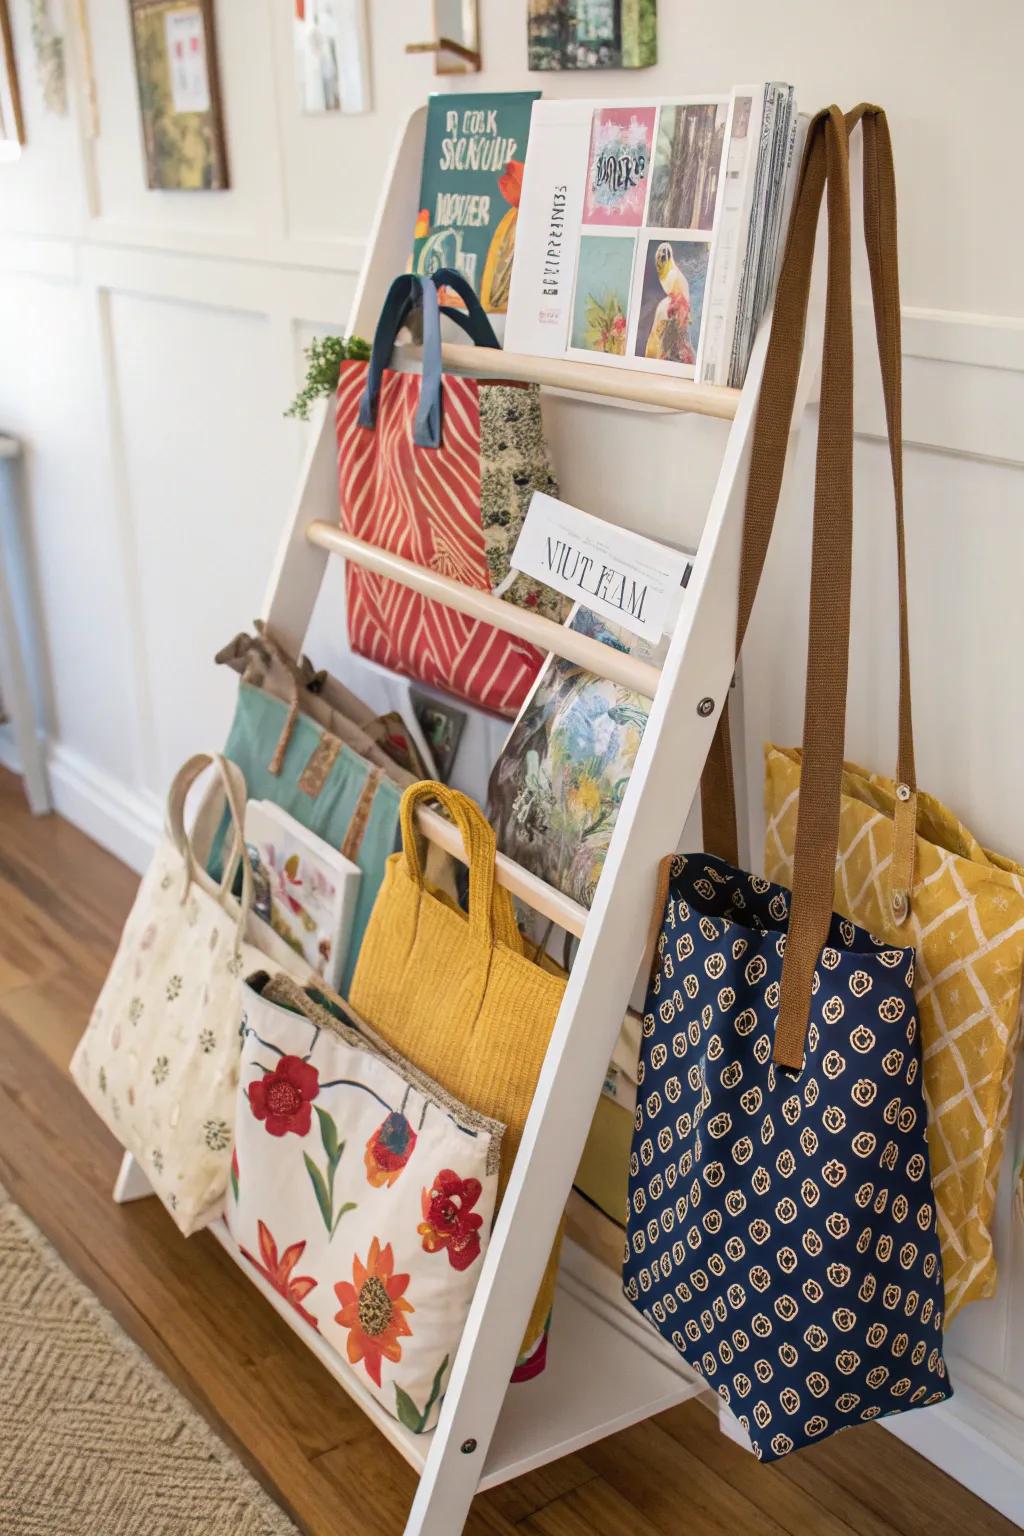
<box><xmin>0</xmin><ymin>454</ymin><xmax>51</xmax><ymax>816</ymax></box>
<box><xmin>112</xmin><ymin>1151</ymin><xmax>154</xmax><ymax>1204</ymax></box>
<box><xmin>717</xmin><ymin>1394</ymin><xmax>754</xmax><ymax>1452</ymax></box>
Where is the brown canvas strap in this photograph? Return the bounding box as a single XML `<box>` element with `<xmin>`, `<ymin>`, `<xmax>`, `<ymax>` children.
<box><xmin>693</xmin><ymin>105</ymin><xmax>915</xmax><ymax>1068</ymax></box>
<box><xmin>340</xmin><ymin>766</ymin><xmax>382</xmax><ymax>863</ymax></box>
<box><xmin>855</xmin><ymin>106</ymin><xmax>917</xmax><ymax>919</ymax></box>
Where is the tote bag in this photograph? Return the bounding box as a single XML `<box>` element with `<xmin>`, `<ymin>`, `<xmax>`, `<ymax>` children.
<box><xmin>335</xmin><ymin>268</ymin><xmax>567</xmax><ymax>718</ymax></box>
<box><xmin>625</xmin><ymin>107</ymin><xmax>951</xmax><ymax>1460</ymax></box>
<box><xmin>228</xmin><ymin>973</ymin><xmax>504</xmax><ymax>1432</ymax></box>
<box><xmin>71</xmin><ymin>754</ymin><xmax>308</xmax><ymax>1235</ymax></box>
<box><xmin>348</xmin><ymin>781</ymin><xmax>567</xmax><ymax>1375</ymax></box>
<box><xmin>756</xmin><ymin>93</ymin><xmax>1024</xmax><ymax>1319</ymax></box>
<box><xmin>764</xmin><ymin>753</ymin><xmax>1024</xmax><ymax>1319</ymax></box>
<box><xmin>205</xmin><ymin>676</ymin><xmax>407</xmax><ymax>995</ymax></box>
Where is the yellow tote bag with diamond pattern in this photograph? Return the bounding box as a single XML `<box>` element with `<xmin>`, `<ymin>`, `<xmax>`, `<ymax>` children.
<box><xmin>764</xmin><ymin>745</ymin><xmax>1024</xmax><ymax>1319</ymax></box>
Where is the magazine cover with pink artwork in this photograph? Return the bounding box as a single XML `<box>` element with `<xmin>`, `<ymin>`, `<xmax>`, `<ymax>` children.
<box><xmin>583</xmin><ymin>106</ymin><xmax>656</xmax><ymax>226</ymax></box>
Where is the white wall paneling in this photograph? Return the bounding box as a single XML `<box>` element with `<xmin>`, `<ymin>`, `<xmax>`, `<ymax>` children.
<box><xmin>1</xmin><ymin>0</ymin><xmax>1022</xmax><ymax>1519</ymax></box>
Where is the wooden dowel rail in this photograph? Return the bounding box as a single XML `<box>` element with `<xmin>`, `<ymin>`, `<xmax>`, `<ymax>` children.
<box><xmin>393</xmin><ymin>342</ymin><xmax>742</xmax><ymax>419</ymax></box>
<box><xmin>305</xmin><ymin>523</ymin><xmax>664</xmax><ymax>696</ymax></box>
<box><xmin>415</xmin><ymin>804</ymin><xmax>588</xmax><ymax>939</ymax></box>
<box><xmin>417</xmin><ymin>805</ymin><xmax>648</xmax><ymax>1052</ymax></box>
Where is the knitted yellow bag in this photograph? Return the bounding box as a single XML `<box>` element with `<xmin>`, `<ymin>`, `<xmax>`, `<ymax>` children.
<box><xmin>349</xmin><ymin>781</ymin><xmax>567</xmax><ymax>1374</ymax></box>
<box><xmin>765</xmin><ymin>745</ymin><xmax>1024</xmax><ymax>1319</ymax></box>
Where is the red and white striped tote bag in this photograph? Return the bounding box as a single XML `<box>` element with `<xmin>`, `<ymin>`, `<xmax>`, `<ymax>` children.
<box><xmin>335</xmin><ymin>270</ymin><xmax>561</xmax><ymax>718</ymax></box>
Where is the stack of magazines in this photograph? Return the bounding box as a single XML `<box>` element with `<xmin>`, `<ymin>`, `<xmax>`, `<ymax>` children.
<box><xmin>501</xmin><ymin>83</ymin><xmax>804</xmax><ymax>387</ymax></box>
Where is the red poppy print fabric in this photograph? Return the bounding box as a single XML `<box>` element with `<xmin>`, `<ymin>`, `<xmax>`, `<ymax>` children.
<box><xmin>228</xmin><ymin>977</ymin><xmax>505</xmax><ymax>1432</ymax></box>
<box><xmin>248</xmin><ymin>1055</ymin><xmax>320</xmax><ymax>1137</ymax></box>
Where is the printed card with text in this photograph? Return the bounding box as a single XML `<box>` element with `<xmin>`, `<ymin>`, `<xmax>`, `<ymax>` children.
<box><xmin>511</xmin><ymin>491</ymin><xmax>692</xmax><ymax>643</ymax></box>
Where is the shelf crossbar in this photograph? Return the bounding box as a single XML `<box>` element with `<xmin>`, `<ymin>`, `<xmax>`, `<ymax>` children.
<box><xmin>304</xmin><ymin>523</ymin><xmax>664</xmax><ymax>698</ymax></box>
<box><xmin>394</xmin><ymin>342</ymin><xmax>742</xmax><ymax>419</ymax></box>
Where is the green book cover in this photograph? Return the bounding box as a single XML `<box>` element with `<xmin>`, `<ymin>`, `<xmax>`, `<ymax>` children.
<box><xmin>412</xmin><ymin>91</ymin><xmax>540</xmax><ymax>315</ymax></box>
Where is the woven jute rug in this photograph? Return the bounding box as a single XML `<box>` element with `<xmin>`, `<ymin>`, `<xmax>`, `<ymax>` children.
<box><xmin>0</xmin><ymin>1183</ymin><xmax>299</xmax><ymax>1536</ymax></box>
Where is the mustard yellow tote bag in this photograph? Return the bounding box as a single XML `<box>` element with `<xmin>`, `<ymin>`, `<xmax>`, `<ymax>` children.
<box><xmin>349</xmin><ymin>781</ymin><xmax>567</xmax><ymax>1373</ymax></box>
<box><xmin>764</xmin><ymin>748</ymin><xmax>1024</xmax><ymax>1319</ymax></box>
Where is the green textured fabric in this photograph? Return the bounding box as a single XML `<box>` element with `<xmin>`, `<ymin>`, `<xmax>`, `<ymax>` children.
<box><xmin>208</xmin><ymin>683</ymin><xmax>400</xmax><ymax>994</ymax></box>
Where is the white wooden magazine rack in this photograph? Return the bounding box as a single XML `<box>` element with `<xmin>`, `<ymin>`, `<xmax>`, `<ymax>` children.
<box><xmin>113</xmin><ymin>104</ymin><xmax>812</xmax><ymax>1534</ymax></box>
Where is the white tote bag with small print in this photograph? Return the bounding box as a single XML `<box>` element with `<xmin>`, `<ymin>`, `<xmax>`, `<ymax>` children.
<box><xmin>71</xmin><ymin>753</ymin><xmax>307</xmax><ymax>1235</ymax></box>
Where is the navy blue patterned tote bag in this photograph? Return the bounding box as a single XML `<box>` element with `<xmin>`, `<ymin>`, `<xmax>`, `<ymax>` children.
<box><xmin>625</xmin><ymin>855</ymin><xmax>950</xmax><ymax>1459</ymax></box>
<box><xmin>623</xmin><ymin>107</ymin><xmax>951</xmax><ymax>1460</ymax></box>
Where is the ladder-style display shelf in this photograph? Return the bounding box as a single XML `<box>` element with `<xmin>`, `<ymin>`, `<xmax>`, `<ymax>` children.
<box><xmin>113</xmin><ymin>103</ymin><xmax>804</xmax><ymax>1536</ymax></box>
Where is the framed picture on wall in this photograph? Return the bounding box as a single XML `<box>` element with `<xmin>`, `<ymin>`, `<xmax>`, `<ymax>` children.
<box><xmin>0</xmin><ymin>0</ymin><xmax>26</xmax><ymax>154</ymax></box>
<box><xmin>528</xmin><ymin>0</ymin><xmax>657</xmax><ymax>71</ymax></box>
<box><xmin>293</xmin><ymin>0</ymin><xmax>371</xmax><ymax>115</ymax></box>
<box><xmin>128</xmin><ymin>0</ymin><xmax>229</xmax><ymax>189</ymax></box>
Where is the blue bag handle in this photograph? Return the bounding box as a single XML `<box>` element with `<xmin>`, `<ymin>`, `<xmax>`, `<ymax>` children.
<box><xmin>429</xmin><ymin>266</ymin><xmax>501</xmax><ymax>350</ymax></box>
<box><xmin>357</xmin><ymin>268</ymin><xmax>500</xmax><ymax>449</ymax></box>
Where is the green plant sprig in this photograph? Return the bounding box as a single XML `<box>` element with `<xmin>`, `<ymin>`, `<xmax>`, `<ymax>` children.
<box><xmin>285</xmin><ymin>334</ymin><xmax>371</xmax><ymax>421</ymax></box>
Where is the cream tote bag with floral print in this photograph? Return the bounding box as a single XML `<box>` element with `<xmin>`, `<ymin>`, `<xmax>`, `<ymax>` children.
<box><xmin>227</xmin><ymin>973</ymin><xmax>504</xmax><ymax>1433</ymax></box>
<box><xmin>71</xmin><ymin>753</ymin><xmax>307</xmax><ymax>1236</ymax></box>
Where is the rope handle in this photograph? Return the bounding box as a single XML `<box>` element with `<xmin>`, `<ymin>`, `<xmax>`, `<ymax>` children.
<box><xmin>399</xmin><ymin>781</ymin><xmax>521</xmax><ymax>952</ymax></box>
<box><xmin>165</xmin><ymin>753</ymin><xmax>255</xmax><ymax>956</ymax></box>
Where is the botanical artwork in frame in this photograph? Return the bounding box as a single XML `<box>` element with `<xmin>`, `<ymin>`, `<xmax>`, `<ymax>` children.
<box><xmin>128</xmin><ymin>0</ymin><xmax>228</xmax><ymax>189</ymax></box>
<box><xmin>528</xmin><ymin>0</ymin><xmax>656</xmax><ymax>71</ymax></box>
<box><xmin>0</xmin><ymin>0</ymin><xmax>25</xmax><ymax>152</ymax></box>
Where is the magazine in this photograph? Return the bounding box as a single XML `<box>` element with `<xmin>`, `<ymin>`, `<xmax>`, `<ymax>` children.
<box><xmin>506</xmin><ymin>84</ymin><xmax>799</xmax><ymax>386</ymax></box>
<box><xmin>244</xmin><ymin>801</ymin><xmax>362</xmax><ymax>991</ymax></box>
<box><xmin>487</xmin><ymin>606</ymin><xmax>669</xmax><ymax>908</ymax></box>
<box><xmin>412</xmin><ymin>90</ymin><xmax>540</xmax><ymax>316</ymax></box>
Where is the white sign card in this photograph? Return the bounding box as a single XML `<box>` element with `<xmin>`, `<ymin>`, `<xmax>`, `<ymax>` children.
<box><xmin>165</xmin><ymin>8</ymin><xmax>210</xmax><ymax>116</ymax></box>
<box><xmin>511</xmin><ymin>492</ymin><xmax>693</xmax><ymax>643</ymax></box>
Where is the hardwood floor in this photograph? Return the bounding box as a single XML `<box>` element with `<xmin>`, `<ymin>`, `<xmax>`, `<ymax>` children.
<box><xmin>0</xmin><ymin>763</ymin><xmax>1016</xmax><ymax>1536</ymax></box>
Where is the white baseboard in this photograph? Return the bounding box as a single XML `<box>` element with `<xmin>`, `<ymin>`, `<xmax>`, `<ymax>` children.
<box><xmin>46</xmin><ymin>743</ymin><xmax>162</xmax><ymax>874</ymax></box>
<box><xmin>882</xmin><ymin>1355</ymin><xmax>1024</xmax><ymax>1526</ymax></box>
<box><xmin>1</xmin><ymin>731</ymin><xmax>161</xmax><ymax>871</ymax></box>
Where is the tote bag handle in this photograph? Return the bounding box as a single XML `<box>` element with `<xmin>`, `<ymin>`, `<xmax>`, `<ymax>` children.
<box><xmin>698</xmin><ymin>105</ymin><xmax>915</xmax><ymax>1071</ymax></box>
<box><xmin>700</xmin><ymin>109</ymin><xmax>916</xmax><ymax>936</ymax></box>
<box><xmin>399</xmin><ymin>780</ymin><xmax>522</xmax><ymax>952</ymax></box>
<box><xmin>357</xmin><ymin>269</ymin><xmax>500</xmax><ymax>449</ymax></box>
<box><xmin>165</xmin><ymin>752</ymin><xmax>255</xmax><ymax>956</ymax></box>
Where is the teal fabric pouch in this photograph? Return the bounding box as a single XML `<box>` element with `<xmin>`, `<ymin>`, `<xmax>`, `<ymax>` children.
<box><xmin>207</xmin><ymin>682</ymin><xmax>401</xmax><ymax>994</ymax></box>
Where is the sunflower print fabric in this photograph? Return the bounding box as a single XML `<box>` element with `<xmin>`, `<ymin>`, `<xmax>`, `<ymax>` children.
<box><xmin>623</xmin><ymin>854</ymin><xmax>952</xmax><ymax>1461</ymax></box>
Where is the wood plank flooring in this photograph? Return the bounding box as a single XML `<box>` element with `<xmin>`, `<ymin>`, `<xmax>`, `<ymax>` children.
<box><xmin>0</xmin><ymin>765</ymin><xmax>1016</xmax><ymax>1536</ymax></box>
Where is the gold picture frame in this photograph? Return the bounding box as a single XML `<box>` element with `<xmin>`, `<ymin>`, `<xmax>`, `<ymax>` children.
<box><xmin>128</xmin><ymin>0</ymin><xmax>229</xmax><ymax>189</ymax></box>
<box><xmin>0</xmin><ymin>0</ymin><xmax>26</xmax><ymax>152</ymax></box>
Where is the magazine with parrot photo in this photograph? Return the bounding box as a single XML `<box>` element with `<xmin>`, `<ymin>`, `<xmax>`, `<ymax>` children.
<box><xmin>505</xmin><ymin>84</ymin><xmax>800</xmax><ymax>384</ymax></box>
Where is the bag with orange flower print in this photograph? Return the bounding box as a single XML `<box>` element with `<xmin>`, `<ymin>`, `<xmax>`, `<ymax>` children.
<box><xmin>227</xmin><ymin>971</ymin><xmax>505</xmax><ymax>1433</ymax></box>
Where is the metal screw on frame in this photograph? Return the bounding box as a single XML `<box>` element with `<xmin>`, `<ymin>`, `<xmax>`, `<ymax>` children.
<box><xmin>460</xmin><ymin>1439</ymin><xmax>477</xmax><ymax>1455</ymax></box>
<box><xmin>697</xmin><ymin>697</ymin><xmax>715</xmax><ymax>718</ymax></box>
